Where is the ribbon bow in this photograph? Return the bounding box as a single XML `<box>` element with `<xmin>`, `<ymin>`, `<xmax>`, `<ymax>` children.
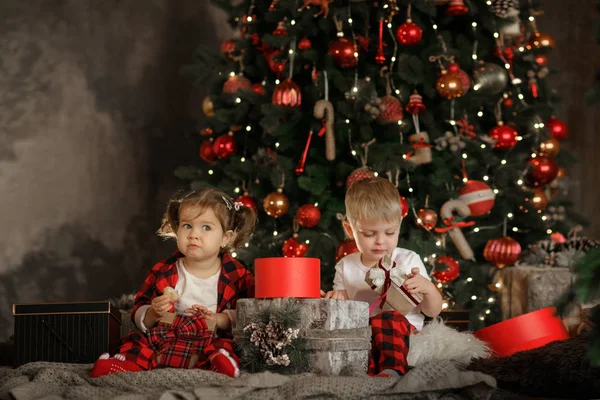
<box><xmin>434</xmin><ymin>216</ymin><xmax>476</xmax><ymax>233</ymax></box>
<box><xmin>368</xmin><ymin>258</ymin><xmax>397</xmax><ymax>315</ymax></box>
<box><xmin>405</xmin><ymin>137</ymin><xmax>434</xmax><ymax>159</ymax></box>
<box><xmin>149</xmin><ymin>313</ymin><xmax>213</xmax><ymax>354</ymax></box>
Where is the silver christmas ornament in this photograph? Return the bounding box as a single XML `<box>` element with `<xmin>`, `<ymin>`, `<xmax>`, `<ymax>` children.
<box><xmin>472</xmin><ymin>62</ymin><xmax>508</xmax><ymax>95</ymax></box>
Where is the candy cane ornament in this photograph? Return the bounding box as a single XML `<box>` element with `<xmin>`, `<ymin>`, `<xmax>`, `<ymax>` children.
<box><xmin>314</xmin><ymin>99</ymin><xmax>336</xmax><ymax>161</ymax></box>
<box><xmin>438</xmin><ymin>199</ymin><xmax>475</xmax><ymax>261</ymax></box>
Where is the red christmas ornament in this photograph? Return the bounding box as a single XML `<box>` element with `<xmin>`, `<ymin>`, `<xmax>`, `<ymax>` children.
<box><xmin>236</xmin><ymin>193</ymin><xmax>258</xmax><ymax>214</ymax></box>
<box><xmin>400</xmin><ymin>195</ymin><xmax>409</xmax><ymax>218</ymax></box>
<box><xmin>396</xmin><ymin>19</ymin><xmax>423</xmax><ymax>46</ymax></box>
<box><xmin>446</xmin><ymin>0</ymin><xmax>469</xmax><ymax>16</ymax></box>
<box><xmin>416</xmin><ymin>208</ymin><xmax>438</xmax><ymax>230</ymax></box>
<box><xmin>220</xmin><ymin>39</ymin><xmax>237</xmax><ymax>60</ymax></box>
<box><xmin>432</xmin><ymin>256</ymin><xmax>460</xmax><ymax>283</ymax></box>
<box><xmin>297</xmin><ymin>204</ymin><xmax>321</xmax><ymax>228</ymax></box>
<box><xmin>199</xmin><ymin>127</ymin><xmax>213</xmax><ymax>136</ymax></box>
<box><xmin>535</xmin><ymin>54</ymin><xmax>549</xmax><ymax>67</ymax></box>
<box><xmin>357</xmin><ymin>35</ymin><xmax>370</xmax><ymax>51</ymax></box>
<box><xmin>377</xmin><ymin>96</ymin><xmax>404</xmax><ymax>124</ymax></box>
<box><xmin>489</xmin><ymin>123</ymin><xmax>518</xmax><ymax>150</ymax></box>
<box><xmin>298</xmin><ymin>37</ymin><xmax>312</xmax><ymax>51</ymax></box>
<box><xmin>405</xmin><ymin>91</ymin><xmax>426</xmax><ymax>114</ymax></box>
<box><xmin>502</xmin><ymin>97</ymin><xmax>514</xmax><ymax>108</ymax></box>
<box><xmin>265</xmin><ymin>50</ymin><xmax>287</xmax><ymax>74</ymax></box>
<box><xmin>199</xmin><ymin>140</ymin><xmax>217</xmax><ymax>163</ymax></box>
<box><xmin>223</xmin><ymin>74</ymin><xmax>252</xmax><ymax>94</ymax></box>
<box><xmin>546</xmin><ymin>116</ymin><xmax>568</xmax><ymax>141</ymax></box>
<box><xmin>272</xmin><ymin>21</ymin><xmax>287</xmax><ymax>36</ymax></box>
<box><xmin>272</xmin><ymin>79</ymin><xmax>302</xmax><ymax>108</ymax></box>
<box><xmin>328</xmin><ymin>37</ymin><xmax>358</xmax><ymax>68</ymax></box>
<box><xmin>458</xmin><ymin>180</ymin><xmax>495</xmax><ymax>216</ymax></box>
<box><xmin>346</xmin><ymin>167</ymin><xmax>375</xmax><ymax>187</ymax></box>
<box><xmin>282</xmin><ymin>236</ymin><xmax>308</xmax><ymax>257</ymax></box>
<box><xmin>212</xmin><ymin>133</ymin><xmax>237</xmax><ymax>159</ymax></box>
<box><xmin>526</xmin><ymin>155</ymin><xmax>559</xmax><ymax>186</ymax></box>
<box><xmin>375</xmin><ymin>19</ymin><xmax>386</xmax><ymax>64</ymax></box>
<box><xmin>484</xmin><ymin>236</ymin><xmax>521</xmax><ymax>268</ymax></box>
<box><xmin>336</xmin><ymin>238</ymin><xmax>360</xmax><ymax>263</ymax></box>
<box><xmin>551</xmin><ymin>232</ymin><xmax>567</xmax><ymax>244</ymax></box>
<box><xmin>251</xmin><ymin>83</ymin><xmax>266</xmax><ymax>96</ymax></box>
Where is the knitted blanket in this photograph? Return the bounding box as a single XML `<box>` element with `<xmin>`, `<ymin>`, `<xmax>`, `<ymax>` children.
<box><xmin>0</xmin><ymin>360</ymin><xmax>495</xmax><ymax>400</ymax></box>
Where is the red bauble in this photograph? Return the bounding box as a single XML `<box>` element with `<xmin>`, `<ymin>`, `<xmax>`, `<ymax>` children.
<box><xmin>446</xmin><ymin>0</ymin><xmax>469</xmax><ymax>16</ymax></box>
<box><xmin>328</xmin><ymin>37</ymin><xmax>358</xmax><ymax>68</ymax></box>
<box><xmin>546</xmin><ymin>116</ymin><xmax>568</xmax><ymax>141</ymax></box>
<box><xmin>251</xmin><ymin>83</ymin><xmax>266</xmax><ymax>96</ymax></box>
<box><xmin>535</xmin><ymin>54</ymin><xmax>549</xmax><ymax>66</ymax></box>
<box><xmin>377</xmin><ymin>95</ymin><xmax>404</xmax><ymax>124</ymax></box>
<box><xmin>212</xmin><ymin>133</ymin><xmax>237</xmax><ymax>159</ymax></box>
<box><xmin>432</xmin><ymin>256</ymin><xmax>460</xmax><ymax>283</ymax></box>
<box><xmin>526</xmin><ymin>155</ymin><xmax>559</xmax><ymax>186</ymax></box>
<box><xmin>199</xmin><ymin>140</ymin><xmax>217</xmax><ymax>162</ymax></box>
<box><xmin>484</xmin><ymin>236</ymin><xmax>521</xmax><ymax>268</ymax></box>
<box><xmin>489</xmin><ymin>124</ymin><xmax>518</xmax><ymax>150</ymax></box>
<box><xmin>272</xmin><ymin>79</ymin><xmax>302</xmax><ymax>108</ymax></box>
<box><xmin>298</xmin><ymin>37</ymin><xmax>312</xmax><ymax>51</ymax></box>
<box><xmin>396</xmin><ymin>20</ymin><xmax>423</xmax><ymax>46</ymax></box>
<box><xmin>236</xmin><ymin>193</ymin><xmax>258</xmax><ymax>214</ymax></box>
<box><xmin>551</xmin><ymin>232</ymin><xmax>567</xmax><ymax>244</ymax></box>
<box><xmin>297</xmin><ymin>204</ymin><xmax>321</xmax><ymax>228</ymax></box>
<box><xmin>416</xmin><ymin>208</ymin><xmax>438</xmax><ymax>230</ymax></box>
<box><xmin>265</xmin><ymin>50</ymin><xmax>287</xmax><ymax>74</ymax></box>
<box><xmin>400</xmin><ymin>195</ymin><xmax>409</xmax><ymax>218</ymax></box>
<box><xmin>458</xmin><ymin>180</ymin><xmax>495</xmax><ymax>216</ymax></box>
<box><xmin>335</xmin><ymin>238</ymin><xmax>360</xmax><ymax>263</ymax></box>
<box><xmin>282</xmin><ymin>236</ymin><xmax>308</xmax><ymax>257</ymax></box>
<box><xmin>346</xmin><ymin>167</ymin><xmax>375</xmax><ymax>187</ymax></box>
<box><xmin>220</xmin><ymin>39</ymin><xmax>237</xmax><ymax>60</ymax></box>
<box><xmin>503</xmin><ymin>97</ymin><xmax>514</xmax><ymax>108</ymax></box>
<box><xmin>405</xmin><ymin>91</ymin><xmax>426</xmax><ymax>114</ymax></box>
<box><xmin>272</xmin><ymin>21</ymin><xmax>287</xmax><ymax>36</ymax></box>
<box><xmin>223</xmin><ymin>74</ymin><xmax>252</xmax><ymax>94</ymax></box>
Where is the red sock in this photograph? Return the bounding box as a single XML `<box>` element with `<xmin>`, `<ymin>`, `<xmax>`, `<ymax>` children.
<box><xmin>209</xmin><ymin>349</ymin><xmax>240</xmax><ymax>378</ymax></box>
<box><xmin>90</xmin><ymin>355</ymin><xmax>142</xmax><ymax>378</ymax></box>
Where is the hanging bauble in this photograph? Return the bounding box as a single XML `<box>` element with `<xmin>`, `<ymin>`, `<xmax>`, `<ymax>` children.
<box><xmin>297</xmin><ymin>204</ymin><xmax>321</xmax><ymax>228</ymax></box>
<box><xmin>346</xmin><ymin>167</ymin><xmax>375</xmax><ymax>187</ymax></box>
<box><xmin>272</xmin><ymin>21</ymin><xmax>287</xmax><ymax>36</ymax></box>
<box><xmin>529</xmin><ymin>32</ymin><xmax>556</xmax><ymax>49</ymax></box>
<box><xmin>484</xmin><ymin>236</ymin><xmax>521</xmax><ymax>268</ymax></box>
<box><xmin>202</xmin><ymin>96</ymin><xmax>215</xmax><ymax>117</ymax></box>
<box><xmin>526</xmin><ymin>155</ymin><xmax>559</xmax><ymax>186</ymax></box>
<box><xmin>458</xmin><ymin>180</ymin><xmax>495</xmax><ymax>216</ymax></box>
<box><xmin>405</xmin><ymin>91</ymin><xmax>426</xmax><ymax>114</ymax></box>
<box><xmin>223</xmin><ymin>74</ymin><xmax>252</xmax><ymax>94</ymax></box>
<box><xmin>436</xmin><ymin>63</ymin><xmax>470</xmax><ymax>99</ymax></box>
<box><xmin>336</xmin><ymin>238</ymin><xmax>360</xmax><ymax>263</ymax></box>
<box><xmin>263</xmin><ymin>188</ymin><xmax>289</xmax><ymax>218</ymax></box>
<box><xmin>272</xmin><ymin>79</ymin><xmax>302</xmax><ymax>108</ymax></box>
<box><xmin>199</xmin><ymin>127</ymin><xmax>213</xmax><ymax>136</ymax></box>
<box><xmin>220</xmin><ymin>39</ymin><xmax>237</xmax><ymax>60</ymax></box>
<box><xmin>251</xmin><ymin>83</ymin><xmax>266</xmax><ymax>97</ymax></box>
<box><xmin>328</xmin><ymin>37</ymin><xmax>358</xmax><ymax>68</ymax></box>
<box><xmin>396</xmin><ymin>19</ymin><xmax>422</xmax><ymax>46</ymax></box>
<box><xmin>282</xmin><ymin>235</ymin><xmax>308</xmax><ymax>257</ymax></box>
<box><xmin>535</xmin><ymin>54</ymin><xmax>550</xmax><ymax>67</ymax></box>
<box><xmin>265</xmin><ymin>50</ymin><xmax>287</xmax><ymax>74</ymax></box>
<box><xmin>236</xmin><ymin>193</ymin><xmax>258</xmax><ymax>214</ymax></box>
<box><xmin>400</xmin><ymin>195</ymin><xmax>409</xmax><ymax>218</ymax></box>
<box><xmin>489</xmin><ymin>123</ymin><xmax>518</xmax><ymax>150</ymax></box>
<box><xmin>529</xmin><ymin>188</ymin><xmax>548</xmax><ymax>210</ymax></box>
<box><xmin>546</xmin><ymin>116</ymin><xmax>568</xmax><ymax>141</ymax></box>
<box><xmin>540</xmin><ymin>137</ymin><xmax>561</xmax><ymax>157</ymax></box>
<box><xmin>298</xmin><ymin>37</ymin><xmax>312</xmax><ymax>51</ymax></box>
<box><xmin>416</xmin><ymin>208</ymin><xmax>438</xmax><ymax>230</ymax></box>
<box><xmin>212</xmin><ymin>132</ymin><xmax>237</xmax><ymax>159</ymax></box>
<box><xmin>376</xmin><ymin>96</ymin><xmax>404</xmax><ymax>124</ymax></box>
<box><xmin>472</xmin><ymin>62</ymin><xmax>508</xmax><ymax>95</ymax></box>
<box><xmin>551</xmin><ymin>232</ymin><xmax>567</xmax><ymax>244</ymax></box>
<box><xmin>199</xmin><ymin>140</ymin><xmax>217</xmax><ymax>163</ymax></box>
<box><xmin>488</xmin><ymin>0</ymin><xmax>520</xmax><ymax>18</ymax></box>
<box><xmin>502</xmin><ymin>97</ymin><xmax>514</xmax><ymax>108</ymax></box>
<box><xmin>432</xmin><ymin>256</ymin><xmax>460</xmax><ymax>283</ymax></box>
<box><xmin>446</xmin><ymin>0</ymin><xmax>469</xmax><ymax>16</ymax></box>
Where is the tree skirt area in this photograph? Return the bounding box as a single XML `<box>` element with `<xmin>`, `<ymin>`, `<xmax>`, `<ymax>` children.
<box><xmin>0</xmin><ymin>359</ymin><xmax>495</xmax><ymax>400</ymax></box>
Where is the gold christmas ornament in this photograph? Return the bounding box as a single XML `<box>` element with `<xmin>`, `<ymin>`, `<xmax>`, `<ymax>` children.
<box><xmin>263</xmin><ymin>188</ymin><xmax>289</xmax><ymax>218</ymax></box>
<box><xmin>529</xmin><ymin>32</ymin><xmax>556</xmax><ymax>49</ymax></box>
<box><xmin>540</xmin><ymin>137</ymin><xmax>560</xmax><ymax>157</ymax></box>
<box><xmin>202</xmin><ymin>96</ymin><xmax>215</xmax><ymax>117</ymax></box>
<box><xmin>436</xmin><ymin>63</ymin><xmax>470</xmax><ymax>99</ymax></box>
<box><xmin>416</xmin><ymin>208</ymin><xmax>438</xmax><ymax>230</ymax></box>
<box><xmin>530</xmin><ymin>188</ymin><xmax>549</xmax><ymax>210</ymax></box>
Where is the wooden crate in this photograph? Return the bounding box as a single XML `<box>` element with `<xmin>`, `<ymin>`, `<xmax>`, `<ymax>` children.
<box><xmin>437</xmin><ymin>309</ymin><xmax>471</xmax><ymax>332</ymax></box>
<box><xmin>12</xmin><ymin>301</ymin><xmax>121</xmax><ymax>366</ymax></box>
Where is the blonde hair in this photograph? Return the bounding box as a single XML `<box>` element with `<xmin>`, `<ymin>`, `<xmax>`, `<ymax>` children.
<box><xmin>157</xmin><ymin>187</ymin><xmax>257</xmax><ymax>251</ymax></box>
<box><xmin>345</xmin><ymin>177</ymin><xmax>402</xmax><ymax>224</ymax></box>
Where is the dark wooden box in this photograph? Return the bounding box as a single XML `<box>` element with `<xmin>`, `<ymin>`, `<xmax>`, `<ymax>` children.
<box><xmin>439</xmin><ymin>309</ymin><xmax>470</xmax><ymax>332</ymax></box>
<box><xmin>12</xmin><ymin>301</ymin><xmax>121</xmax><ymax>366</ymax></box>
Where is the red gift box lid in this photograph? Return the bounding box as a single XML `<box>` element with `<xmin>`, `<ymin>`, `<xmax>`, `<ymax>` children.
<box><xmin>255</xmin><ymin>257</ymin><xmax>321</xmax><ymax>299</ymax></box>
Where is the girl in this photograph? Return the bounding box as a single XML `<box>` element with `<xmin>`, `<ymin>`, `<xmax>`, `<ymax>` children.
<box><xmin>91</xmin><ymin>188</ymin><xmax>256</xmax><ymax>378</ymax></box>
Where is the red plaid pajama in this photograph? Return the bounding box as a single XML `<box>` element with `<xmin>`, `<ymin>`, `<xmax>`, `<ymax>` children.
<box><xmin>368</xmin><ymin>310</ymin><xmax>415</xmax><ymax>376</ymax></box>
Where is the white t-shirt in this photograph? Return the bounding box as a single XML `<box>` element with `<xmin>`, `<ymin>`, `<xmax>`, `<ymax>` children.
<box><xmin>332</xmin><ymin>247</ymin><xmax>430</xmax><ymax>331</ymax></box>
<box><xmin>135</xmin><ymin>258</ymin><xmax>220</xmax><ymax>332</ymax></box>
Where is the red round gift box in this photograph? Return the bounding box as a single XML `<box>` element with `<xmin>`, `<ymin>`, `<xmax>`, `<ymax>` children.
<box><xmin>254</xmin><ymin>257</ymin><xmax>321</xmax><ymax>298</ymax></box>
<box><xmin>474</xmin><ymin>307</ymin><xmax>569</xmax><ymax>357</ymax></box>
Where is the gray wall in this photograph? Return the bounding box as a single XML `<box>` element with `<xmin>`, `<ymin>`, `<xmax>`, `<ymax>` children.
<box><xmin>0</xmin><ymin>0</ymin><xmax>598</xmax><ymax>342</ymax></box>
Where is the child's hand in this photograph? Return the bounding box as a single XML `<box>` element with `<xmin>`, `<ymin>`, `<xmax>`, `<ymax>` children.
<box><xmin>403</xmin><ymin>268</ymin><xmax>436</xmax><ymax>296</ymax></box>
<box><xmin>150</xmin><ymin>295</ymin><xmax>172</xmax><ymax>318</ymax></box>
<box><xmin>324</xmin><ymin>290</ymin><xmax>349</xmax><ymax>300</ymax></box>
<box><xmin>185</xmin><ymin>304</ymin><xmax>214</xmax><ymax>319</ymax></box>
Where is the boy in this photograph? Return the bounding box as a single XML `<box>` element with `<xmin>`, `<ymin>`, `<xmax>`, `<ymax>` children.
<box><xmin>324</xmin><ymin>177</ymin><xmax>442</xmax><ymax>376</ymax></box>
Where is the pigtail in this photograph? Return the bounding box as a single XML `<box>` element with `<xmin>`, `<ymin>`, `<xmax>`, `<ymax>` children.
<box><xmin>229</xmin><ymin>205</ymin><xmax>257</xmax><ymax>249</ymax></box>
<box><xmin>156</xmin><ymin>199</ymin><xmax>181</xmax><ymax>239</ymax></box>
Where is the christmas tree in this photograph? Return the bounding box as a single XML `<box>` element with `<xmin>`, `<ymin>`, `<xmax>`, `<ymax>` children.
<box><xmin>178</xmin><ymin>0</ymin><xmax>586</xmax><ymax>328</ymax></box>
